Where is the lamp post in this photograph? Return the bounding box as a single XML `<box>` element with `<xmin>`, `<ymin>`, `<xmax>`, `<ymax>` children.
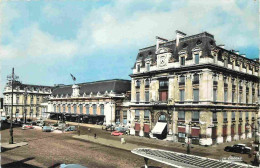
<box><xmin>7</xmin><ymin>68</ymin><xmax>19</xmax><ymax>144</ymax></box>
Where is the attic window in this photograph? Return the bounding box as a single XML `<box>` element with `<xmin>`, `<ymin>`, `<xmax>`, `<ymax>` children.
<box><xmin>139</xmin><ymin>53</ymin><xmax>143</xmax><ymax>57</ymax></box>
<box><xmin>148</xmin><ymin>51</ymin><xmax>152</xmax><ymax>55</ymax></box>
<box><xmin>209</xmin><ymin>40</ymin><xmax>214</xmax><ymax>45</ymax></box>
<box><xmin>182</xmin><ymin>43</ymin><xmax>188</xmax><ymax>48</ymax></box>
<box><xmin>196</xmin><ymin>40</ymin><xmax>202</xmax><ymax>45</ymax></box>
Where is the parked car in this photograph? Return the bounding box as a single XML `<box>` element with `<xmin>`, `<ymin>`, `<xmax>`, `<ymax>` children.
<box><xmin>22</xmin><ymin>124</ymin><xmax>34</xmax><ymax>130</ymax></box>
<box><xmin>115</xmin><ymin>126</ymin><xmax>128</xmax><ymax>133</ymax></box>
<box><xmin>65</xmin><ymin>126</ymin><xmax>76</xmax><ymax>132</ymax></box>
<box><xmin>96</xmin><ymin>121</ymin><xmax>103</xmax><ymax>125</ymax></box>
<box><xmin>105</xmin><ymin>125</ymin><xmax>115</xmax><ymax>131</ymax></box>
<box><xmin>42</xmin><ymin>126</ymin><xmax>53</xmax><ymax>132</ymax></box>
<box><xmin>224</xmin><ymin>144</ymin><xmax>251</xmax><ymax>154</ymax></box>
<box><xmin>111</xmin><ymin>131</ymin><xmax>124</xmax><ymax>136</ymax></box>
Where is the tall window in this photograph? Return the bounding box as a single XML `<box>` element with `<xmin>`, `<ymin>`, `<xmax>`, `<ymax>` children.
<box><xmin>86</xmin><ymin>105</ymin><xmax>89</xmax><ymax>115</ymax></box>
<box><xmin>180</xmin><ymin>56</ymin><xmax>185</xmax><ymax>66</ymax></box>
<box><xmin>16</xmin><ymin>96</ymin><xmax>19</xmax><ymax>104</ymax></box>
<box><xmin>145</xmin><ymin>79</ymin><xmax>150</xmax><ymax>87</ymax></box>
<box><xmin>213</xmin><ymin>112</ymin><xmax>217</xmax><ymax>122</ymax></box>
<box><xmin>100</xmin><ymin>104</ymin><xmax>104</xmax><ymax>115</ymax></box>
<box><xmin>37</xmin><ymin>97</ymin><xmax>40</xmax><ymax>103</ymax></box>
<box><xmin>136</xmin><ymin>80</ymin><xmax>140</xmax><ymax>88</ymax></box>
<box><xmin>146</xmin><ymin>63</ymin><xmax>150</xmax><ymax>71</ymax></box>
<box><xmin>178</xmin><ymin>111</ymin><xmax>185</xmax><ymax>120</ymax></box>
<box><xmin>223</xmin><ymin>112</ymin><xmax>227</xmax><ymax>122</ymax></box>
<box><xmin>193</xmin><ymin>74</ymin><xmax>199</xmax><ymax>84</ymax></box>
<box><xmin>54</xmin><ymin>105</ymin><xmax>56</xmax><ymax>112</ymax></box>
<box><xmin>232</xmin><ymin>111</ymin><xmax>235</xmax><ymax>121</ymax></box>
<box><xmin>159</xmin><ymin>80</ymin><xmax>168</xmax><ymax>102</ymax></box>
<box><xmin>144</xmin><ymin>110</ymin><xmax>150</xmax><ymax>120</ymax></box>
<box><xmin>239</xmin><ymin>92</ymin><xmax>242</xmax><ymax>103</ymax></box>
<box><xmin>224</xmin><ymin>58</ymin><xmax>228</xmax><ymax>67</ymax></box>
<box><xmin>239</xmin><ymin>111</ymin><xmax>242</xmax><ymax>120</ymax></box>
<box><xmin>180</xmin><ymin>76</ymin><xmax>185</xmax><ymax>85</ymax></box>
<box><xmin>195</xmin><ymin>54</ymin><xmax>199</xmax><ymax>64</ymax></box>
<box><xmin>232</xmin><ymin>91</ymin><xmax>235</xmax><ymax>103</ymax></box>
<box><xmin>135</xmin><ymin>110</ymin><xmax>140</xmax><ymax>120</ymax></box>
<box><xmin>93</xmin><ymin>104</ymin><xmax>97</xmax><ymax>115</ymax></box>
<box><xmin>136</xmin><ymin>92</ymin><xmax>140</xmax><ymax>102</ymax></box>
<box><xmin>79</xmin><ymin>104</ymin><xmax>83</xmax><ymax>114</ymax></box>
<box><xmin>30</xmin><ymin>96</ymin><xmax>33</xmax><ymax>104</ymax></box>
<box><xmin>224</xmin><ymin>89</ymin><xmax>228</xmax><ymax>102</ymax></box>
<box><xmin>246</xmin><ymin>112</ymin><xmax>249</xmax><ymax>120</ymax></box>
<box><xmin>16</xmin><ymin>109</ymin><xmax>19</xmax><ymax>117</ymax></box>
<box><xmin>158</xmin><ymin>114</ymin><xmax>166</xmax><ymax>122</ymax></box>
<box><xmin>192</xmin><ymin>111</ymin><xmax>200</xmax><ymax>121</ymax></box>
<box><xmin>58</xmin><ymin>105</ymin><xmax>61</xmax><ymax>113</ymax></box>
<box><xmin>115</xmin><ymin>110</ymin><xmax>120</xmax><ymax>123</ymax></box>
<box><xmin>180</xmin><ymin>90</ymin><xmax>185</xmax><ymax>102</ymax></box>
<box><xmin>63</xmin><ymin>105</ymin><xmax>66</xmax><ymax>112</ymax></box>
<box><xmin>137</xmin><ymin>64</ymin><xmax>140</xmax><ymax>72</ymax></box>
<box><xmin>145</xmin><ymin>91</ymin><xmax>149</xmax><ymax>102</ymax></box>
<box><xmin>193</xmin><ymin>89</ymin><xmax>199</xmax><ymax>102</ymax></box>
<box><xmin>213</xmin><ymin>89</ymin><xmax>217</xmax><ymax>102</ymax></box>
<box><xmin>68</xmin><ymin>105</ymin><xmax>71</xmax><ymax>113</ymax></box>
<box><xmin>73</xmin><ymin>105</ymin><xmax>77</xmax><ymax>114</ymax></box>
<box><xmin>123</xmin><ymin>110</ymin><xmax>127</xmax><ymax>125</ymax></box>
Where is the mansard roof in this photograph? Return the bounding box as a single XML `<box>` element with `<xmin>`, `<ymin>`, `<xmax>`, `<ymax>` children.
<box><xmin>52</xmin><ymin>79</ymin><xmax>131</xmax><ymax>96</ymax></box>
<box><xmin>133</xmin><ymin>31</ymin><xmax>259</xmax><ymax>67</ymax></box>
<box><xmin>134</xmin><ymin>32</ymin><xmax>215</xmax><ymax>68</ymax></box>
<box><xmin>6</xmin><ymin>81</ymin><xmax>54</xmax><ymax>90</ymax></box>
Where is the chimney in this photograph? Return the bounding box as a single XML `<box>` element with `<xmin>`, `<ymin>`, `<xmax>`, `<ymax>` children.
<box><xmin>156</xmin><ymin>36</ymin><xmax>168</xmax><ymax>51</ymax></box>
<box><xmin>218</xmin><ymin>44</ymin><xmax>225</xmax><ymax>49</ymax></box>
<box><xmin>241</xmin><ymin>54</ymin><xmax>246</xmax><ymax>57</ymax></box>
<box><xmin>235</xmin><ymin>51</ymin><xmax>239</xmax><ymax>55</ymax></box>
<box><xmin>72</xmin><ymin>84</ymin><xmax>80</xmax><ymax>97</ymax></box>
<box><xmin>176</xmin><ymin>30</ymin><xmax>186</xmax><ymax>47</ymax></box>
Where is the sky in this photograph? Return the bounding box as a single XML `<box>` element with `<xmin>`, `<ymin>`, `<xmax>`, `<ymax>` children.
<box><xmin>0</xmin><ymin>0</ymin><xmax>259</xmax><ymax>95</ymax></box>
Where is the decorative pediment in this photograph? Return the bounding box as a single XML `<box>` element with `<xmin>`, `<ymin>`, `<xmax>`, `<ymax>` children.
<box><xmin>90</xmin><ymin>92</ymin><xmax>93</xmax><ymax>97</ymax></box>
<box><xmin>83</xmin><ymin>92</ymin><xmax>86</xmax><ymax>97</ymax></box>
<box><xmin>230</xmin><ymin>55</ymin><xmax>237</xmax><ymax>62</ymax></box>
<box><xmin>222</xmin><ymin>52</ymin><xmax>229</xmax><ymax>59</ymax></box>
<box><xmin>178</xmin><ymin>49</ymin><xmax>187</xmax><ymax>55</ymax></box>
<box><xmin>192</xmin><ymin>47</ymin><xmax>201</xmax><ymax>52</ymax></box>
<box><xmin>155</xmin><ymin>47</ymin><xmax>172</xmax><ymax>55</ymax></box>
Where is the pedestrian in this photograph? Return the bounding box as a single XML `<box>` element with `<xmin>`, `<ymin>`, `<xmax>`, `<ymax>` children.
<box><xmin>94</xmin><ymin>133</ymin><xmax>97</xmax><ymax>139</ymax></box>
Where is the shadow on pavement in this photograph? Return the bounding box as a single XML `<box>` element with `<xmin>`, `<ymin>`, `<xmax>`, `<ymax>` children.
<box><xmin>2</xmin><ymin>157</ymin><xmax>41</xmax><ymax>168</ymax></box>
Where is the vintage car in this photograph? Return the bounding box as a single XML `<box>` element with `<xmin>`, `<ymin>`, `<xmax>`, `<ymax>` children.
<box><xmin>224</xmin><ymin>144</ymin><xmax>251</xmax><ymax>154</ymax></box>
<box><xmin>22</xmin><ymin>124</ymin><xmax>34</xmax><ymax>130</ymax></box>
<box><xmin>42</xmin><ymin>126</ymin><xmax>53</xmax><ymax>132</ymax></box>
<box><xmin>65</xmin><ymin>126</ymin><xmax>76</xmax><ymax>132</ymax></box>
<box><xmin>111</xmin><ymin>131</ymin><xmax>124</xmax><ymax>136</ymax></box>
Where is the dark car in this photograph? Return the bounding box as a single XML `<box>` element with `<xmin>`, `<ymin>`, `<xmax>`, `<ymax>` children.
<box><xmin>224</xmin><ymin>144</ymin><xmax>251</xmax><ymax>154</ymax></box>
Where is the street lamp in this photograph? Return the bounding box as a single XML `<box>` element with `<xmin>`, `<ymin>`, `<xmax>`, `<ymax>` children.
<box><xmin>7</xmin><ymin>68</ymin><xmax>19</xmax><ymax>144</ymax></box>
<box><xmin>248</xmin><ymin>122</ymin><xmax>260</xmax><ymax>166</ymax></box>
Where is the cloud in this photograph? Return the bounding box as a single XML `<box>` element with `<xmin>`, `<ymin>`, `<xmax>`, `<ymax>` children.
<box><xmin>0</xmin><ymin>0</ymin><xmax>258</xmax><ymax>61</ymax></box>
<box><xmin>0</xmin><ymin>24</ymin><xmax>78</xmax><ymax>60</ymax></box>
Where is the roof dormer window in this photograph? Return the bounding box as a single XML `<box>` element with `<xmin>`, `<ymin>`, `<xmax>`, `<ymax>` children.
<box><xmin>180</xmin><ymin>56</ymin><xmax>185</xmax><ymax>66</ymax></box>
<box><xmin>146</xmin><ymin>63</ymin><xmax>150</xmax><ymax>71</ymax></box>
<box><xmin>137</xmin><ymin>64</ymin><xmax>140</xmax><ymax>72</ymax></box>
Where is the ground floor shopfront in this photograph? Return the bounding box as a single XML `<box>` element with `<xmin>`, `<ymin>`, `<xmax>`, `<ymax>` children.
<box><xmin>129</xmin><ymin>105</ymin><xmax>259</xmax><ymax>146</ymax></box>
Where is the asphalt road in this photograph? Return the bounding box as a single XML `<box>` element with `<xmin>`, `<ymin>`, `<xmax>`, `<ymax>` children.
<box><xmin>1</xmin><ymin>123</ymin><xmax>171</xmax><ymax>168</ymax></box>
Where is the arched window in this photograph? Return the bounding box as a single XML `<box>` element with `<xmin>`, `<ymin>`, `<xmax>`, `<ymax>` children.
<box><xmin>93</xmin><ymin>104</ymin><xmax>97</xmax><ymax>115</ymax></box>
<box><xmin>68</xmin><ymin>105</ymin><xmax>71</xmax><ymax>113</ymax></box>
<box><xmin>58</xmin><ymin>105</ymin><xmax>61</xmax><ymax>113</ymax></box>
<box><xmin>73</xmin><ymin>105</ymin><xmax>77</xmax><ymax>114</ymax></box>
<box><xmin>100</xmin><ymin>104</ymin><xmax>104</xmax><ymax>115</ymax></box>
<box><xmin>79</xmin><ymin>104</ymin><xmax>83</xmax><ymax>114</ymax></box>
<box><xmin>86</xmin><ymin>105</ymin><xmax>89</xmax><ymax>115</ymax></box>
<box><xmin>158</xmin><ymin>114</ymin><xmax>166</xmax><ymax>122</ymax></box>
<box><xmin>63</xmin><ymin>104</ymin><xmax>66</xmax><ymax>112</ymax></box>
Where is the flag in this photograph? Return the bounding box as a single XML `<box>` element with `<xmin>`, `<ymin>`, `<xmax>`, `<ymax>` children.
<box><xmin>70</xmin><ymin>73</ymin><xmax>76</xmax><ymax>81</ymax></box>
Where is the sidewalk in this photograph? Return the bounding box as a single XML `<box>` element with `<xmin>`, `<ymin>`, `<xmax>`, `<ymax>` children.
<box><xmin>1</xmin><ymin>142</ymin><xmax>28</xmax><ymax>150</ymax></box>
<box><xmin>73</xmin><ymin>135</ymin><xmax>150</xmax><ymax>151</ymax></box>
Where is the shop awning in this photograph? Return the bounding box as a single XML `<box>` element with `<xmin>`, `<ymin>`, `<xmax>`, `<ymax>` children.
<box><xmin>152</xmin><ymin>122</ymin><xmax>167</xmax><ymax>135</ymax></box>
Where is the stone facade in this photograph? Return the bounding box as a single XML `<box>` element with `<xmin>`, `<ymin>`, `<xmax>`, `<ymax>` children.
<box><xmin>3</xmin><ymin>81</ymin><xmax>53</xmax><ymax>120</ymax></box>
<box><xmin>129</xmin><ymin>30</ymin><xmax>259</xmax><ymax>145</ymax></box>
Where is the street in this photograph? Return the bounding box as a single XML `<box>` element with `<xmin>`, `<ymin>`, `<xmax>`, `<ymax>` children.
<box><xmin>1</xmin><ymin>123</ymin><xmax>171</xmax><ymax>168</ymax></box>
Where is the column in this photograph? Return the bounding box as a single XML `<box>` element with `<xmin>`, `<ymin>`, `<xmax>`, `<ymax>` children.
<box><xmin>131</xmin><ymin>79</ymin><xmax>136</xmax><ymax>102</ymax></box>
<box><xmin>241</xmin><ymin>111</ymin><xmax>246</xmax><ymax>139</ymax></box>
<box><xmin>247</xmin><ymin>112</ymin><xmax>252</xmax><ymax>138</ymax></box>
<box><xmin>172</xmin><ymin>109</ymin><xmax>178</xmax><ymax>142</ymax></box>
<box><xmin>140</xmin><ymin>79</ymin><xmax>145</xmax><ymax>102</ymax></box>
<box><xmin>216</xmin><ymin>112</ymin><xmax>224</xmax><ymax>144</ymax></box>
<box><xmin>226</xmin><ymin>111</ymin><xmax>232</xmax><ymax>142</ymax></box>
<box><xmin>227</xmin><ymin>77</ymin><xmax>232</xmax><ymax>103</ymax></box>
<box><xmin>185</xmin><ymin>111</ymin><xmax>192</xmax><ymax>143</ymax></box>
<box><xmin>139</xmin><ymin>110</ymin><xmax>144</xmax><ymax>137</ymax></box>
<box><xmin>199</xmin><ymin>70</ymin><xmax>213</xmax><ymax>104</ymax></box>
<box><xmin>199</xmin><ymin>111</ymin><xmax>213</xmax><ymax>145</ymax></box>
<box><xmin>130</xmin><ymin>109</ymin><xmax>136</xmax><ymax>135</ymax></box>
<box><xmin>217</xmin><ymin>73</ymin><xmax>224</xmax><ymax>102</ymax></box>
<box><xmin>234</xmin><ymin>111</ymin><xmax>239</xmax><ymax>140</ymax></box>
<box><xmin>185</xmin><ymin>74</ymin><xmax>192</xmax><ymax>102</ymax></box>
